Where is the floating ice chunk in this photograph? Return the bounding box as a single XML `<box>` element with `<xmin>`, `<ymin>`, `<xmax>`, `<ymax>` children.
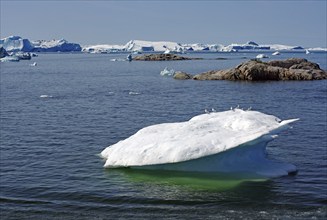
<box><xmin>160</xmin><ymin>67</ymin><xmax>175</xmax><ymax>76</ymax></box>
<box><xmin>0</xmin><ymin>56</ymin><xmax>20</xmax><ymax>62</ymax></box>
<box><xmin>110</xmin><ymin>58</ymin><xmax>127</xmax><ymax>62</ymax></box>
<box><xmin>101</xmin><ymin>109</ymin><xmax>299</xmax><ymax>177</ymax></box>
<box><xmin>40</xmin><ymin>95</ymin><xmax>53</xmax><ymax>98</ymax></box>
<box><xmin>272</xmin><ymin>51</ymin><xmax>280</xmax><ymax>56</ymax></box>
<box><xmin>256</xmin><ymin>54</ymin><xmax>269</xmax><ymax>59</ymax></box>
<box><xmin>163</xmin><ymin>49</ymin><xmax>172</xmax><ymax>54</ymax></box>
<box><xmin>128</xmin><ymin>91</ymin><xmax>140</xmax><ymax>95</ymax></box>
<box><xmin>30</xmin><ymin>62</ymin><xmax>37</xmax><ymax>66</ymax></box>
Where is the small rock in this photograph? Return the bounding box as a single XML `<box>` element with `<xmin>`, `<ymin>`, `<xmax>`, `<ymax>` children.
<box><xmin>173</xmin><ymin>71</ymin><xmax>193</xmax><ymax>80</ymax></box>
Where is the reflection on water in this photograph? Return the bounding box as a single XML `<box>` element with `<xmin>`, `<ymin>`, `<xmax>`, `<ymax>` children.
<box><xmin>105</xmin><ymin>168</ymin><xmax>267</xmax><ymax>191</ymax></box>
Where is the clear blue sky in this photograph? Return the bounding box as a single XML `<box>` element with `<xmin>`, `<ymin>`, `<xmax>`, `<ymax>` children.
<box><xmin>1</xmin><ymin>1</ymin><xmax>326</xmax><ymax>47</ymax></box>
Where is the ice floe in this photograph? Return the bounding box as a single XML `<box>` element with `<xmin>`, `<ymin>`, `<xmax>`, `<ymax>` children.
<box><xmin>256</xmin><ymin>54</ymin><xmax>269</xmax><ymax>59</ymax></box>
<box><xmin>128</xmin><ymin>91</ymin><xmax>141</xmax><ymax>95</ymax></box>
<box><xmin>160</xmin><ymin>67</ymin><xmax>175</xmax><ymax>76</ymax></box>
<box><xmin>40</xmin><ymin>95</ymin><xmax>53</xmax><ymax>98</ymax></box>
<box><xmin>272</xmin><ymin>51</ymin><xmax>280</xmax><ymax>56</ymax></box>
<box><xmin>101</xmin><ymin>109</ymin><xmax>299</xmax><ymax>178</ymax></box>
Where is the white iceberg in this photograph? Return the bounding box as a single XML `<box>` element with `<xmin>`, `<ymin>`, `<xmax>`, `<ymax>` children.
<box><xmin>0</xmin><ymin>56</ymin><xmax>20</xmax><ymax>62</ymax></box>
<box><xmin>101</xmin><ymin>109</ymin><xmax>298</xmax><ymax>178</ymax></box>
<box><xmin>256</xmin><ymin>54</ymin><xmax>269</xmax><ymax>59</ymax></box>
<box><xmin>272</xmin><ymin>51</ymin><xmax>280</xmax><ymax>56</ymax></box>
<box><xmin>0</xmin><ymin>36</ymin><xmax>34</xmax><ymax>52</ymax></box>
<box><xmin>160</xmin><ymin>67</ymin><xmax>175</xmax><ymax>76</ymax></box>
<box><xmin>0</xmin><ymin>36</ymin><xmax>81</xmax><ymax>52</ymax></box>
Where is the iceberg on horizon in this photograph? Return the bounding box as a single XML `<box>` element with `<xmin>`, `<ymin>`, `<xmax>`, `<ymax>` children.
<box><xmin>0</xmin><ymin>36</ymin><xmax>81</xmax><ymax>52</ymax></box>
<box><xmin>101</xmin><ymin>109</ymin><xmax>299</xmax><ymax>178</ymax></box>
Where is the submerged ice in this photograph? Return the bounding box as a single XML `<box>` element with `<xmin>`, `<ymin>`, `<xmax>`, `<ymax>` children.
<box><xmin>101</xmin><ymin>109</ymin><xmax>299</xmax><ymax>178</ymax></box>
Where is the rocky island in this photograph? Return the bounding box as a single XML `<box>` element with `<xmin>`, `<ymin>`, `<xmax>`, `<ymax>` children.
<box><xmin>133</xmin><ymin>54</ymin><xmax>202</xmax><ymax>61</ymax></box>
<box><xmin>174</xmin><ymin>58</ymin><xmax>327</xmax><ymax>81</ymax></box>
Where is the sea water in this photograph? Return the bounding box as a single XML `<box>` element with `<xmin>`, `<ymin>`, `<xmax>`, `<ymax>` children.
<box><xmin>0</xmin><ymin>52</ymin><xmax>326</xmax><ymax>219</ymax></box>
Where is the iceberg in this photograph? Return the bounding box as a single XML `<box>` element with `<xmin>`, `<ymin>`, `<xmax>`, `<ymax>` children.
<box><xmin>0</xmin><ymin>36</ymin><xmax>34</xmax><ymax>52</ymax></box>
<box><xmin>82</xmin><ymin>44</ymin><xmax>125</xmax><ymax>53</ymax></box>
<box><xmin>160</xmin><ymin>67</ymin><xmax>175</xmax><ymax>76</ymax></box>
<box><xmin>222</xmin><ymin>41</ymin><xmax>270</xmax><ymax>52</ymax></box>
<box><xmin>101</xmin><ymin>109</ymin><xmax>298</xmax><ymax>178</ymax></box>
<box><xmin>272</xmin><ymin>51</ymin><xmax>280</xmax><ymax>56</ymax></box>
<box><xmin>0</xmin><ymin>56</ymin><xmax>20</xmax><ymax>62</ymax></box>
<box><xmin>15</xmin><ymin>51</ymin><xmax>32</xmax><ymax>60</ymax></box>
<box><xmin>0</xmin><ymin>36</ymin><xmax>81</xmax><ymax>52</ymax></box>
<box><xmin>32</xmin><ymin>39</ymin><xmax>81</xmax><ymax>52</ymax></box>
<box><xmin>124</xmin><ymin>40</ymin><xmax>181</xmax><ymax>52</ymax></box>
<box><xmin>256</xmin><ymin>54</ymin><xmax>269</xmax><ymax>59</ymax></box>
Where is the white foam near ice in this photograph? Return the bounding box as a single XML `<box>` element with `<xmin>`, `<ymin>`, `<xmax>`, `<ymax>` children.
<box><xmin>101</xmin><ymin>109</ymin><xmax>299</xmax><ymax>178</ymax></box>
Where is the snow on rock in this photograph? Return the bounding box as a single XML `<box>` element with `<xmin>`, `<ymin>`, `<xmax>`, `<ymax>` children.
<box><xmin>101</xmin><ymin>109</ymin><xmax>298</xmax><ymax>177</ymax></box>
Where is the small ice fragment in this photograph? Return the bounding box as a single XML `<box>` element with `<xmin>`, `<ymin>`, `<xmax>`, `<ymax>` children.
<box><xmin>129</xmin><ymin>91</ymin><xmax>140</xmax><ymax>95</ymax></box>
<box><xmin>160</xmin><ymin>67</ymin><xmax>175</xmax><ymax>76</ymax></box>
<box><xmin>40</xmin><ymin>95</ymin><xmax>53</xmax><ymax>98</ymax></box>
<box><xmin>256</xmin><ymin>54</ymin><xmax>269</xmax><ymax>59</ymax></box>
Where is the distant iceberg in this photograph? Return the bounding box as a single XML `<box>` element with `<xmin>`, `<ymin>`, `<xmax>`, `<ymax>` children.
<box><xmin>0</xmin><ymin>56</ymin><xmax>20</xmax><ymax>62</ymax></box>
<box><xmin>3</xmin><ymin>35</ymin><xmax>324</xmax><ymax>54</ymax></box>
<box><xmin>0</xmin><ymin>36</ymin><xmax>34</xmax><ymax>52</ymax></box>
<box><xmin>101</xmin><ymin>109</ymin><xmax>298</xmax><ymax>178</ymax></box>
<box><xmin>256</xmin><ymin>54</ymin><xmax>269</xmax><ymax>59</ymax></box>
<box><xmin>272</xmin><ymin>51</ymin><xmax>280</xmax><ymax>56</ymax></box>
<box><xmin>32</xmin><ymin>39</ymin><xmax>81</xmax><ymax>52</ymax></box>
<box><xmin>0</xmin><ymin>36</ymin><xmax>81</xmax><ymax>52</ymax></box>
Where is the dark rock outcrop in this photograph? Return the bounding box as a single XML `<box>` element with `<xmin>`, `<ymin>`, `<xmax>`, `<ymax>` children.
<box><xmin>191</xmin><ymin>58</ymin><xmax>326</xmax><ymax>81</ymax></box>
<box><xmin>173</xmin><ymin>71</ymin><xmax>193</xmax><ymax>80</ymax></box>
<box><xmin>133</xmin><ymin>54</ymin><xmax>202</xmax><ymax>61</ymax></box>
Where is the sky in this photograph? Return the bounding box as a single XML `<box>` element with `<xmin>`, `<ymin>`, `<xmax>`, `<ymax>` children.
<box><xmin>1</xmin><ymin>1</ymin><xmax>326</xmax><ymax>47</ymax></box>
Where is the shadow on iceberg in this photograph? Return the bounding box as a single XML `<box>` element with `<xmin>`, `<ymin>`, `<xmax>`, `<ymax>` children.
<box><xmin>131</xmin><ymin>135</ymin><xmax>297</xmax><ymax>178</ymax></box>
<box><xmin>101</xmin><ymin>109</ymin><xmax>299</xmax><ymax>179</ymax></box>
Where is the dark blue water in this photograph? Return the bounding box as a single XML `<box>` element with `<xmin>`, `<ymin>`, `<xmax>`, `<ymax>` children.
<box><xmin>1</xmin><ymin>52</ymin><xmax>326</xmax><ymax>219</ymax></box>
